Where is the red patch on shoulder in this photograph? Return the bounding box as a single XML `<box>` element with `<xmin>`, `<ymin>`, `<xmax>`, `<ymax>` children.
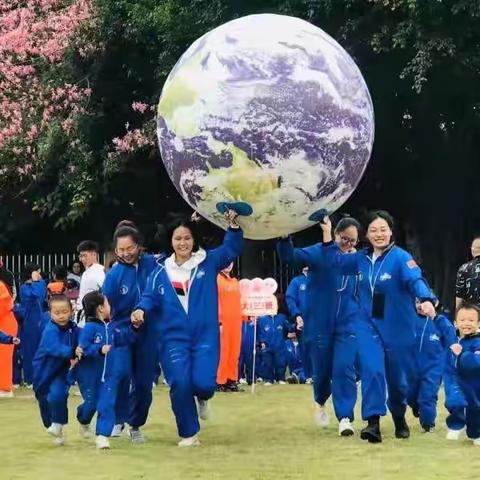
<box><xmin>407</xmin><ymin>259</ymin><xmax>417</xmax><ymax>269</ymax></box>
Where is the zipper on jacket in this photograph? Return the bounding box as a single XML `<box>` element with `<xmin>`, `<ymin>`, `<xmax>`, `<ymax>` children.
<box><xmin>101</xmin><ymin>321</ymin><xmax>109</xmax><ymax>383</ymax></box>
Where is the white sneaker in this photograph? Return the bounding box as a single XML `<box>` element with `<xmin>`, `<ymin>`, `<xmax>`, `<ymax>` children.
<box><xmin>79</xmin><ymin>423</ymin><xmax>92</xmax><ymax>439</ymax></box>
<box><xmin>0</xmin><ymin>390</ymin><xmax>14</xmax><ymax>398</ymax></box>
<box><xmin>278</xmin><ymin>381</ymin><xmax>287</xmax><ymax>385</ymax></box>
<box><xmin>446</xmin><ymin>428</ymin><xmax>464</xmax><ymax>440</ymax></box>
<box><xmin>47</xmin><ymin>423</ymin><xmax>63</xmax><ymax>438</ymax></box>
<box><xmin>12</xmin><ymin>384</ymin><xmax>19</xmax><ymax>389</ymax></box>
<box><xmin>178</xmin><ymin>435</ymin><xmax>200</xmax><ymax>447</ymax></box>
<box><xmin>197</xmin><ymin>399</ymin><xmax>211</xmax><ymax>420</ymax></box>
<box><xmin>256</xmin><ymin>377</ymin><xmax>263</xmax><ymax>383</ymax></box>
<box><xmin>264</xmin><ymin>382</ymin><xmax>273</xmax><ymax>386</ymax></box>
<box><xmin>239</xmin><ymin>378</ymin><xmax>247</xmax><ymax>385</ymax></box>
<box><xmin>54</xmin><ymin>435</ymin><xmax>65</xmax><ymax>446</ymax></box>
<box><xmin>338</xmin><ymin>418</ymin><xmax>354</xmax><ymax>436</ymax></box>
<box><xmin>96</xmin><ymin>435</ymin><xmax>111</xmax><ymax>449</ymax></box>
<box><xmin>314</xmin><ymin>404</ymin><xmax>330</xmax><ymax>428</ymax></box>
<box><xmin>472</xmin><ymin>438</ymin><xmax>480</xmax><ymax>446</ymax></box>
<box><xmin>111</xmin><ymin>424</ymin><xmax>125</xmax><ymax>437</ymax></box>
<box><xmin>305</xmin><ymin>378</ymin><xmax>313</xmax><ymax>385</ymax></box>
<box><xmin>129</xmin><ymin>427</ymin><xmax>145</xmax><ymax>444</ymax></box>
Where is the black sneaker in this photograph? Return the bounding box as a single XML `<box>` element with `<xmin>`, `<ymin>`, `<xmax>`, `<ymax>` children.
<box><xmin>360</xmin><ymin>416</ymin><xmax>382</xmax><ymax>443</ymax></box>
<box><xmin>422</xmin><ymin>424</ymin><xmax>435</xmax><ymax>433</ymax></box>
<box><xmin>216</xmin><ymin>384</ymin><xmax>227</xmax><ymax>392</ymax></box>
<box><xmin>393</xmin><ymin>416</ymin><xmax>410</xmax><ymax>439</ymax></box>
<box><xmin>225</xmin><ymin>381</ymin><xmax>240</xmax><ymax>392</ymax></box>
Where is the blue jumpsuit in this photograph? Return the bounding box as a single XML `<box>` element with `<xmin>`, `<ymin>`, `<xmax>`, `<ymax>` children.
<box><xmin>277</xmin><ymin>238</ymin><xmax>338</xmax><ymax>407</ymax></box>
<box><xmin>18</xmin><ymin>280</ymin><xmax>47</xmax><ymax>385</ymax></box>
<box><xmin>96</xmin><ymin>254</ymin><xmax>161</xmax><ymax>436</ymax></box>
<box><xmin>325</xmin><ymin>242</ymin><xmax>437</xmax><ymax>420</ymax></box>
<box><xmin>238</xmin><ymin>318</ymin><xmax>258</xmax><ymax>384</ymax></box>
<box><xmin>285</xmin><ymin>338</ymin><xmax>305</xmax><ymax>383</ymax></box>
<box><xmin>258</xmin><ymin>313</ymin><xmax>289</xmax><ymax>383</ymax></box>
<box><xmin>285</xmin><ymin>274</ymin><xmax>312</xmax><ymax>378</ymax></box>
<box><xmin>33</xmin><ymin>320</ymin><xmax>78</xmax><ymax>428</ymax></box>
<box><xmin>137</xmin><ymin>228</ymin><xmax>243</xmax><ymax>439</ymax></box>
<box><xmin>76</xmin><ymin>317</ymin><xmax>109</xmax><ymax>426</ymax></box>
<box><xmin>445</xmin><ymin>334</ymin><xmax>480</xmax><ymax>438</ymax></box>
<box><xmin>407</xmin><ymin>314</ymin><xmax>456</xmax><ymax>429</ymax></box>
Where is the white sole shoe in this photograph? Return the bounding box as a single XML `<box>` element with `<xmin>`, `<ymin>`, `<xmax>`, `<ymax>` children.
<box><xmin>178</xmin><ymin>435</ymin><xmax>200</xmax><ymax>447</ymax></box>
<box><xmin>96</xmin><ymin>435</ymin><xmax>111</xmax><ymax>449</ymax></box>
<box><xmin>446</xmin><ymin>428</ymin><xmax>465</xmax><ymax>440</ymax></box>
<box><xmin>314</xmin><ymin>405</ymin><xmax>330</xmax><ymax>428</ymax></box>
<box><xmin>47</xmin><ymin>423</ymin><xmax>63</xmax><ymax>438</ymax></box>
<box><xmin>338</xmin><ymin>418</ymin><xmax>354</xmax><ymax>436</ymax></box>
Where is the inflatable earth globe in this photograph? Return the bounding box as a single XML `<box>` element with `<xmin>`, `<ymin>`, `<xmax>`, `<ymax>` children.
<box><xmin>157</xmin><ymin>14</ymin><xmax>374</xmax><ymax>240</ymax></box>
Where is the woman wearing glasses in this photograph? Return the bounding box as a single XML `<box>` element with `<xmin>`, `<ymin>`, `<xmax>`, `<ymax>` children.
<box><xmin>95</xmin><ymin>220</ymin><xmax>163</xmax><ymax>447</ymax></box>
<box><xmin>321</xmin><ymin>211</ymin><xmax>436</xmax><ymax>443</ymax></box>
<box><xmin>277</xmin><ymin>216</ymin><xmax>362</xmax><ymax>434</ymax></box>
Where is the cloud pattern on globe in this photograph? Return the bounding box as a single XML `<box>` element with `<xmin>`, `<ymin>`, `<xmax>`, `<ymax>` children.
<box><xmin>157</xmin><ymin>14</ymin><xmax>374</xmax><ymax>240</ymax></box>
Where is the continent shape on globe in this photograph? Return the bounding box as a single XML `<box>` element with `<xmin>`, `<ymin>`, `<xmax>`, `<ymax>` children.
<box><xmin>157</xmin><ymin>14</ymin><xmax>374</xmax><ymax>240</ymax></box>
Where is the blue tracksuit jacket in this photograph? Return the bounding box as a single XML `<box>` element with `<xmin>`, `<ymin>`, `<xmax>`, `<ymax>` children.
<box><xmin>0</xmin><ymin>329</ymin><xmax>13</xmax><ymax>344</ymax></box>
<box><xmin>285</xmin><ymin>339</ymin><xmax>303</xmax><ymax>375</ymax></box>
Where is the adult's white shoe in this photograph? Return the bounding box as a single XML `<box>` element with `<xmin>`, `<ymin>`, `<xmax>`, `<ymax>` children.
<box><xmin>472</xmin><ymin>437</ymin><xmax>480</xmax><ymax>446</ymax></box>
<box><xmin>278</xmin><ymin>381</ymin><xmax>287</xmax><ymax>385</ymax></box>
<box><xmin>446</xmin><ymin>428</ymin><xmax>464</xmax><ymax>440</ymax></box>
<box><xmin>197</xmin><ymin>399</ymin><xmax>211</xmax><ymax>421</ymax></box>
<box><xmin>239</xmin><ymin>378</ymin><xmax>247</xmax><ymax>385</ymax></box>
<box><xmin>314</xmin><ymin>405</ymin><xmax>330</xmax><ymax>428</ymax></box>
<box><xmin>264</xmin><ymin>382</ymin><xmax>273</xmax><ymax>387</ymax></box>
<box><xmin>0</xmin><ymin>390</ymin><xmax>14</xmax><ymax>398</ymax></box>
<box><xmin>96</xmin><ymin>435</ymin><xmax>111</xmax><ymax>449</ymax></box>
<box><xmin>111</xmin><ymin>424</ymin><xmax>126</xmax><ymax>437</ymax></box>
<box><xmin>47</xmin><ymin>423</ymin><xmax>63</xmax><ymax>438</ymax></box>
<box><xmin>338</xmin><ymin>418</ymin><xmax>354</xmax><ymax>436</ymax></box>
<box><xmin>79</xmin><ymin>423</ymin><xmax>92</xmax><ymax>439</ymax></box>
<box><xmin>178</xmin><ymin>435</ymin><xmax>200</xmax><ymax>447</ymax></box>
<box><xmin>305</xmin><ymin>378</ymin><xmax>313</xmax><ymax>385</ymax></box>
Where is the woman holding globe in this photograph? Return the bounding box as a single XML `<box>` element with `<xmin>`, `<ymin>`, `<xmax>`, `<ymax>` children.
<box><xmin>131</xmin><ymin>208</ymin><xmax>243</xmax><ymax>447</ymax></box>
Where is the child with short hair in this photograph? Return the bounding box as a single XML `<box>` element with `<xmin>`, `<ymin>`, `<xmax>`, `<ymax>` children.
<box><xmin>75</xmin><ymin>290</ymin><xmax>112</xmax><ymax>449</ymax></box>
<box><xmin>33</xmin><ymin>294</ymin><xmax>79</xmax><ymax>445</ymax></box>
<box><xmin>447</xmin><ymin>302</ymin><xmax>480</xmax><ymax>444</ymax></box>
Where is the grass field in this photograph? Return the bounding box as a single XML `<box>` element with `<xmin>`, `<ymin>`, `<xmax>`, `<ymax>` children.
<box><xmin>0</xmin><ymin>384</ymin><xmax>478</xmax><ymax>480</ymax></box>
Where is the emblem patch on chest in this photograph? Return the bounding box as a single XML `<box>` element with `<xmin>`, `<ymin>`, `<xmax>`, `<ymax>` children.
<box><xmin>379</xmin><ymin>273</ymin><xmax>392</xmax><ymax>282</ymax></box>
<box><xmin>120</xmin><ymin>285</ymin><xmax>129</xmax><ymax>295</ymax></box>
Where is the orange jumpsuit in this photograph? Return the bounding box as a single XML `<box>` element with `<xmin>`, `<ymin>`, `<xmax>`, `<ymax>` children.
<box><xmin>0</xmin><ymin>281</ymin><xmax>18</xmax><ymax>392</ymax></box>
<box><xmin>216</xmin><ymin>273</ymin><xmax>243</xmax><ymax>384</ymax></box>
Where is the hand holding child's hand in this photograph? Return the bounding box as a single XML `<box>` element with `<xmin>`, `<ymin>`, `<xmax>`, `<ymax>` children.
<box><xmin>12</xmin><ymin>337</ymin><xmax>20</xmax><ymax>345</ymax></box>
<box><xmin>450</xmin><ymin>344</ymin><xmax>463</xmax><ymax>356</ymax></box>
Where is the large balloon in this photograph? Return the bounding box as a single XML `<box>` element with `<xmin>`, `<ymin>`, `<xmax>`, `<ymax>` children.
<box><xmin>157</xmin><ymin>14</ymin><xmax>374</xmax><ymax>240</ymax></box>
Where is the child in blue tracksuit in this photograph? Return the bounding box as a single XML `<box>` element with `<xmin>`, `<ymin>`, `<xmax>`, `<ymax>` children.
<box><xmin>18</xmin><ymin>264</ymin><xmax>47</xmax><ymax>386</ymax></box>
<box><xmin>285</xmin><ymin>268</ymin><xmax>312</xmax><ymax>380</ymax></box>
<box><xmin>99</xmin><ymin>221</ymin><xmax>165</xmax><ymax>442</ymax></box>
<box><xmin>33</xmin><ymin>294</ymin><xmax>79</xmax><ymax>445</ymax></box>
<box><xmin>133</xmin><ymin>213</ymin><xmax>243</xmax><ymax>447</ymax></box>
<box><xmin>446</xmin><ymin>303</ymin><xmax>480</xmax><ymax>443</ymax></box>
<box><xmin>75</xmin><ymin>291</ymin><xmax>111</xmax><ymax>448</ymax></box>
<box><xmin>285</xmin><ymin>329</ymin><xmax>305</xmax><ymax>384</ymax></box>
<box><xmin>407</xmin><ymin>310</ymin><xmax>457</xmax><ymax>432</ymax></box>
<box><xmin>238</xmin><ymin>317</ymin><xmax>259</xmax><ymax>384</ymax></box>
<box><xmin>258</xmin><ymin>312</ymin><xmax>289</xmax><ymax>384</ymax></box>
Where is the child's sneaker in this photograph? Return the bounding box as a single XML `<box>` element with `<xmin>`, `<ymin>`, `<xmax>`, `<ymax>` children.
<box><xmin>96</xmin><ymin>435</ymin><xmax>111</xmax><ymax>449</ymax></box>
<box><xmin>53</xmin><ymin>435</ymin><xmax>65</xmax><ymax>446</ymax></box>
<box><xmin>278</xmin><ymin>380</ymin><xmax>287</xmax><ymax>385</ymax></box>
<box><xmin>305</xmin><ymin>378</ymin><xmax>313</xmax><ymax>384</ymax></box>
<box><xmin>446</xmin><ymin>428</ymin><xmax>464</xmax><ymax>440</ymax></box>
<box><xmin>47</xmin><ymin>423</ymin><xmax>63</xmax><ymax>438</ymax></box>
<box><xmin>111</xmin><ymin>424</ymin><xmax>126</xmax><ymax>437</ymax></box>
<box><xmin>239</xmin><ymin>378</ymin><xmax>247</xmax><ymax>385</ymax></box>
<box><xmin>422</xmin><ymin>425</ymin><xmax>435</xmax><ymax>433</ymax></box>
<box><xmin>197</xmin><ymin>399</ymin><xmax>211</xmax><ymax>420</ymax></box>
<box><xmin>129</xmin><ymin>427</ymin><xmax>145</xmax><ymax>444</ymax></box>
<box><xmin>472</xmin><ymin>437</ymin><xmax>480</xmax><ymax>446</ymax></box>
<box><xmin>264</xmin><ymin>382</ymin><xmax>273</xmax><ymax>386</ymax></box>
<box><xmin>79</xmin><ymin>423</ymin><xmax>92</xmax><ymax>439</ymax></box>
<box><xmin>338</xmin><ymin>418</ymin><xmax>354</xmax><ymax>436</ymax></box>
<box><xmin>178</xmin><ymin>435</ymin><xmax>200</xmax><ymax>447</ymax></box>
<box><xmin>314</xmin><ymin>404</ymin><xmax>330</xmax><ymax>428</ymax></box>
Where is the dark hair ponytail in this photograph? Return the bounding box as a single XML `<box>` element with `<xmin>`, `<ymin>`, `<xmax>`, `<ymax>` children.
<box><xmin>113</xmin><ymin>220</ymin><xmax>141</xmax><ymax>246</ymax></box>
<box><xmin>82</xmin><ymin>290</ymin><xmax>105</xmax><ymax>318</ymax></box>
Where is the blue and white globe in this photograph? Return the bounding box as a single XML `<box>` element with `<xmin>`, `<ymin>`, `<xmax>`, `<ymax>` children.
<box><xmin>157</xmin><ymin>14</ymin><xmax>374</xmax><ymax>240</ymax></box>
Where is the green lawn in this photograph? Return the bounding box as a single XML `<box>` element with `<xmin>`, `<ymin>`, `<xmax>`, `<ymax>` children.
<box><xmin>0</xmin><ymin>384</ymin><xmax>478</xmax><ymax>480</ymax></box>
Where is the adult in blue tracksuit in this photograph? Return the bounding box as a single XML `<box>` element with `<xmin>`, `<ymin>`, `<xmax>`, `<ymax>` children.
<box><xmin>258</xmin><ymin>312</ymin><xmax>289</xmax><ymax>383</ymax></box>
<box><xmin>238</xmin><ymin>317</ymin><xmax>258</xmax><ymax>384</ymax></box>
<box><xmin>285</xmin><ymin>330</ymin><xmax>305</xmax><ymax>383</ymax></box>
<box><xmin>76</xmin><ymin>291</ymin><xmax>111</xmax><ymax>441</ymax></box>
<box><xmin>445</xmin><ymin>303</ymin><xmax>480</xmax><ymax>442</ymax></box>
<box><xmin>285</xmin><ymin>268</ymin><xmax>312</xmax><ymax>379</ymax></box>
<box><xmin>407</xmin><ymin>310</ymin><xmax>457</xmax><ymax>431</ymax></box>
<box><xmin>277</xmin><ymin>233</ymin><xmax>339</xmax><ymax>428</ymax></box>
<box><xmin>33</xmin><ymin>295</ymin><xmax>78</xmax><ymax>443</ymax></box>
<box><xmin>18</xmin><ymin>264</ymin><xmax>47</xmax><ymax>386</ymax></box>
<box><xmin>132</xmin><ymin>211</ymin><xmax>243</xmax><ymax>447</ymax></box>
<box><xmin>97</xmin><ymin>221</ymin><xmax>163</xmax><ymax>442</ymax></box>
<box><xmin>320</xmin><ymin>211</ymin><xmax>437</xmax><ymax>442</ymax></box>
